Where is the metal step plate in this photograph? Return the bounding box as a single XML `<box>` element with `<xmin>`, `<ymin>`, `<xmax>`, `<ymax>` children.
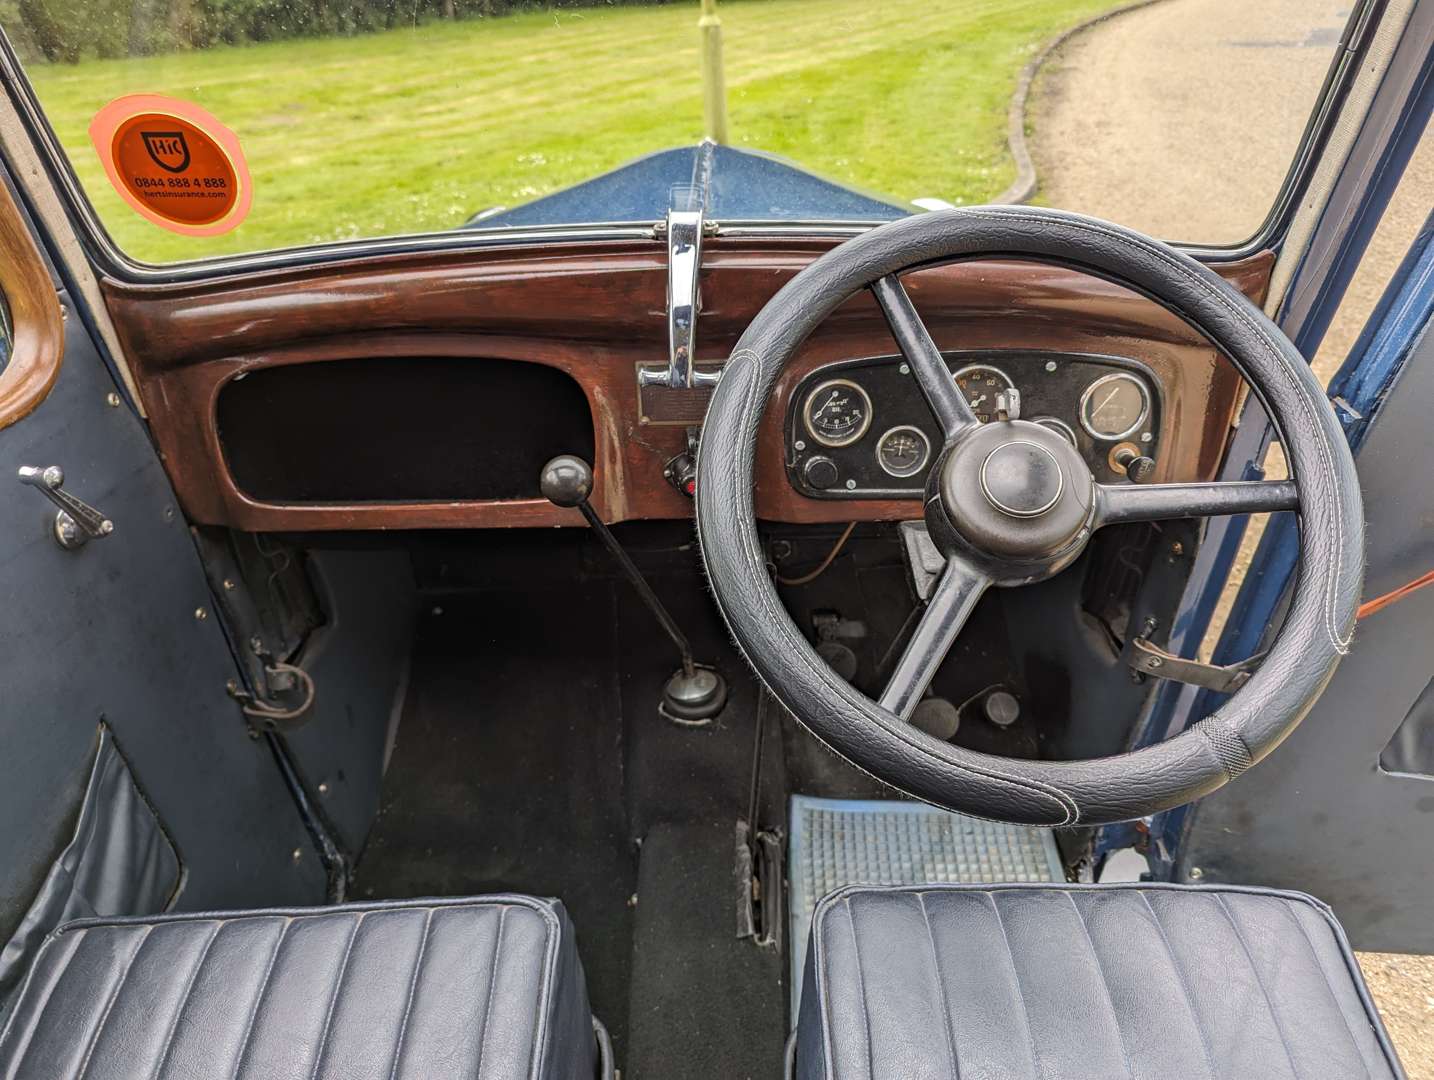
<box><xmin>787</xmin><ymin>795</ymin><xmax>1065</xmax><ymax>1019</ymax></box>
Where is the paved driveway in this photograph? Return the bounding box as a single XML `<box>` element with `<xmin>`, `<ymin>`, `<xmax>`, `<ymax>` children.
<box><xmin>1030</xmin><ymin>1</ymin><xmax>1434</xmax><ymax>1073</ymax></box>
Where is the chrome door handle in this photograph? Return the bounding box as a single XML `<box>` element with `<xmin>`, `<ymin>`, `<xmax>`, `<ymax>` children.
<box><xmin>17</xmin><ymin>465</ymin><xmax>114</xmax><ymax>549</ymax></box>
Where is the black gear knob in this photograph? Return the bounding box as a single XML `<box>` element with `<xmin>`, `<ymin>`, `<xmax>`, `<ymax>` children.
<box><xmin>540</xmin><ymin>455</ymin><xmax>594</xmax><ymax>508</ymax></box>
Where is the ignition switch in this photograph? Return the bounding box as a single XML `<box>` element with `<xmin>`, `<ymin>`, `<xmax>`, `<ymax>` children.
<box><xmin>1109</xmin><ymin>442</ymin><xmax>1156</xmax><ymax>483</ymax></box>
<box><xmin>665</xmin><ymin>426</ymin><xmax>700</xmax><ymax>497</ymax></box>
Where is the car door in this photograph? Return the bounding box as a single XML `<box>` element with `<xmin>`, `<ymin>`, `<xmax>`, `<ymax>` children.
<box><xmin>1125</xmin><ymin>4</ymin><xmax>1434</xmax><ymax>951</ymax></box>
<box><xmin>1169</xmin><ymin>207</ymin><xmax>1434</xmax><ymax>952</ymax></box>
<box><xmin>0</xmin><ymin>159</ymin><xmax>326</xmax><ymax>997</ymax></box>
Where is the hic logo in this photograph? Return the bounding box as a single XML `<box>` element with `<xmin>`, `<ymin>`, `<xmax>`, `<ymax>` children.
<box><xmin>140</xmin><ymin>130</ymin><xmax>191</xmax><ymax>173</ymax></box>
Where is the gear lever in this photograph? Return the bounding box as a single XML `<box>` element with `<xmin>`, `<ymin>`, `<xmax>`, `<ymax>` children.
<box><xmin>540</xmin><ymin>455</ymin><xmax>727</xmax><ymax>722</ymax></box>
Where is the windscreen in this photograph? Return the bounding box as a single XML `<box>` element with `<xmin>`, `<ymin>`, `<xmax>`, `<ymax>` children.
<box><xmin>2</xmin><ymin>0</ymin><xmax>1349</xmax><ymax>264</ymax></box>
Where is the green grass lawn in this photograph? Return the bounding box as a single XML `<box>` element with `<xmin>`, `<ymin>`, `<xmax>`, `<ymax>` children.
<box><xmin>24</xmin><ymin>0</ymin><xmax>1117</xmax><ymax>263</ymax></box>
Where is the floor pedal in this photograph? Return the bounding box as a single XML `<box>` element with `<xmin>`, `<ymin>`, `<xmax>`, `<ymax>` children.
<box><xmin>787</xmin><ymin>795</ymin><xmax>1064</xmax><ymax>1019</ymax></box>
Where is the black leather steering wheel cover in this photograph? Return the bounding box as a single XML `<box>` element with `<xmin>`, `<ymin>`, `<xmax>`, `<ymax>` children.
<box><xmin>695</xmin><ymin>207</ymin><xmax>1363</xmax><ymax>826</ymax></box>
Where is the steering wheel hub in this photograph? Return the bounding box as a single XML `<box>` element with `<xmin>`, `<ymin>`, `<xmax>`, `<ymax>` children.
<box><xmin>980</xmin><ymin>440</ymin><xmax>1064</xmax><ymax>517</ymax></box>
<box><xmin>928</xmin><ymin>420</ymin><xmax>1094</xmax><ymax>570</ymax></box>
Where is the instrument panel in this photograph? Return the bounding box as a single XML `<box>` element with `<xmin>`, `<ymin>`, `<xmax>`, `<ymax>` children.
<box><xmin>786</xmin><ymin>351</ymin><xmax>1162</xmax><ymax>498</ymax></box>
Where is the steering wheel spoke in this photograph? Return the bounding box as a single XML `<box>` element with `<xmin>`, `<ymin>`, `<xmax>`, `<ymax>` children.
<box><xmin>1093</xmin><ymin>479</ymin><xmax>1298</xmax><ymax>528</ymax></box>
<box><xmin>871</xmin><ymin>275</ymin><xmax>978</xmax><ymax>438</ymax></box>
<box><xmin>879</xmin><ymin>555</ymin><xmax>989</xmax><ymax>721</ymax></box>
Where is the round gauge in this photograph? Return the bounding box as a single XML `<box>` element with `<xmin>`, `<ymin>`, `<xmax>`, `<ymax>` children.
<box><xmin>953</xmin><ymin>364</ymin><xmax>1015</xmax><ymax>423</ymax></box>
<box><xmin>1079</xmin><ymin>372</ymin><xmax>1150</xmax><ymax>440</ymax></box>
<box><xmin>875</xmin><ymin>425</ymin><xmax>931</xmax><ymax>478</ymax></box>
<box><xmin>803</xmin><ymin>378</ymin><xmax>873</xmax><ymax>447</ymax></box>
<box><xmin>1032</xmin><ymin>416</ymin><xmax>1078</xmax><ymax>447</ymax></box>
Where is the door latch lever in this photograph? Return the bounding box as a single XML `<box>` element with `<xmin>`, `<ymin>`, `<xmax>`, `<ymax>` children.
<box><xmin>17</xmin><ymin>465</ymin><xmax>115</xmax><ymax>550</ymax></box>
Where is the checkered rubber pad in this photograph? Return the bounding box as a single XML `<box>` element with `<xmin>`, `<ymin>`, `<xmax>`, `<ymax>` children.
<box><xmin>787</xmin><ymin>795</ymin><xmax>1065</xmax><ymax>1019</ymax></box>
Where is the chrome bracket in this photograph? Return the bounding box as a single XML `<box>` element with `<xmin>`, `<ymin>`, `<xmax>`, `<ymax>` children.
<box><xmin>17</xmin><ymin>465</ymin><xmax>114</xmax><ymax>550</ymax></box>
<box><xmin>995</xmin><ymin>388</ymin><xmax>1022</xmax><ymax>422</ymax></box>
<box><xmin>1127</xmin><ymin>637</ymin><xmax>1263</xmax><ymax>694</ymax></box>
<box><xmin>638</xmin><ymin>208</ymin><xmax>722</xmax><ymax>391</ymax></box>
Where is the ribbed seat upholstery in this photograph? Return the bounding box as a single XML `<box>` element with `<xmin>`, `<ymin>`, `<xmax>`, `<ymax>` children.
<box><xmin>794</xmin><ymin>883</ymin><xmax>1404</xmax><ymax>1080</ymax></box>
<box><xmin>0</xmin><ymin>895</ymin><xmax>597</xmax><ymax>1080</ymax></box>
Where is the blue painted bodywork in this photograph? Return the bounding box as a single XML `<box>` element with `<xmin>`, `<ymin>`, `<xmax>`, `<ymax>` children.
<box><xmin>1218</xmin><ymin>213</ymin><xmax>1434</xmax><ymax>662</ymax></box>
<box><xmin>1329</xmin><ymin>214</ymin><xmax>1434</xmax><ymax>449</ymax></box>
<box><xmin>467</xmin><ymin>141</ymin><xmax>913</xmax><ymax>228</ymax></box>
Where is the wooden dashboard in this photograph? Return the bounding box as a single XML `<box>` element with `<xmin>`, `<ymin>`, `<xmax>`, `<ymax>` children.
<box><xmin>100</xmin><ymin>236</ymin><xmax>1273</xmax><ymax>531</ymax></box>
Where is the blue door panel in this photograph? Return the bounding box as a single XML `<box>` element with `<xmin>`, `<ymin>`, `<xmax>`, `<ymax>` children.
<box><xmin>0</xmin><ymin>288</ymin><xmax>325</xmax><ymax>952</ymax></box>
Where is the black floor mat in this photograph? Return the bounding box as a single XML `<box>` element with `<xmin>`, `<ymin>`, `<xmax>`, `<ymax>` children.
<box><xmin>353</xmin><ymin>583</ymin><xmax>636</xmax><ymax>1055</ymax></box>
<box><xmin>353</xmin><ymin>542</ymin><xmax>789</xmax><ymax>1075</ymax></box>
<box><xmin>614</xmin><ymin>571</ymin><xmax>787</xmax><ymax>1079</ymax></box>
<box><xmin>628</xmin><ymin>821</ymin><xmax>785</xmax><ymax>1080</ymax></box>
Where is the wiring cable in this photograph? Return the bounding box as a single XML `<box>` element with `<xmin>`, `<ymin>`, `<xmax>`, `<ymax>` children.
<box><xmin>237</xmin><ymin>662</ymin><xmax>317</xmax><ymax>723</ymax></box>
<box><xmin>773</xmin><ymin>522</ymin><xmax>857</xmax><ymax>586</ymax></box>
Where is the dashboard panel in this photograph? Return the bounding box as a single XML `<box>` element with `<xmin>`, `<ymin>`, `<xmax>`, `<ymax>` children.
<box><xmin>786</xmin><ymin>351</ymin><xmax>1162</xmax><ymax>498</ymax></box>
<box><xmin>100</xmin><ymin>238</ymin><xmax>1271</xmax><ymax>531</ymax></box>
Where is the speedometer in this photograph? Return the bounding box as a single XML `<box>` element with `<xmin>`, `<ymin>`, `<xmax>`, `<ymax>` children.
<box><xmin>803</xmin><ymin>379</ymin><xmax>873</xmax><ymax>447</ymax></box>
<box><xmin>952</xmin><ymin>364</ymin><xmax>1015</xmax><ymax>423</ymax></box>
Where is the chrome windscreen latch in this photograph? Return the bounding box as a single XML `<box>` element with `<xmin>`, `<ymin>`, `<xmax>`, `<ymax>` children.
<box><xmin>995</xmin><ymin>388</ymin><xmax>1022</xmax><ymax>422</ymax></box>
<box><xmin>17</xmin><ymin>465</ymin><xmax>115</xmax><ymax>550</ymax></box>
<box><xmin>638</xmin><ymin>207</ymin><xmax>722</xmax><ymax>391</ymax></box>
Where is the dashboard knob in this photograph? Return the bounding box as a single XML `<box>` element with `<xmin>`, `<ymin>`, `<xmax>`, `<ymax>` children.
<box><xmin>803</xmin><ymin>456</ymin><xmax>840</xmax><ymax>490</ymax></box>
<box><xmin>1126</xmin><ymin>455</ymin><xmax>1157</xmax><ymax>483</ymax></box>
<box><xmin>1110</xmin><ymin>443</ymin><xmax>1157</xmax><ymax>483</ymax></box>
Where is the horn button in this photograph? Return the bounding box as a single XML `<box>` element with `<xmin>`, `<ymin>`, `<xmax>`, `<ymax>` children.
<box><xmin>927</xmin><ymin>421</ymin><xmax>1095</xmax><ymax>569</ymax></box>
<box><xmin>980</xmin><ymin>440</ymin><xmax>1064</xmax><ymax>518</ymax></box>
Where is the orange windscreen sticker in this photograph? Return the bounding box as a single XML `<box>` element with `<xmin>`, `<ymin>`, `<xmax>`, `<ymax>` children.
<box><xmin>89</xmin><ymin>95</ymin><xmax>251</xmax><ymax>236</ymax></box>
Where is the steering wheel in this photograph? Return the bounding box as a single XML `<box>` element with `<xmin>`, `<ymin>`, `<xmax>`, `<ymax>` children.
<box><xmin>695</xmin><ymin>207</ymin><xmax>1363</xmax><ymax>826</ymax></box>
